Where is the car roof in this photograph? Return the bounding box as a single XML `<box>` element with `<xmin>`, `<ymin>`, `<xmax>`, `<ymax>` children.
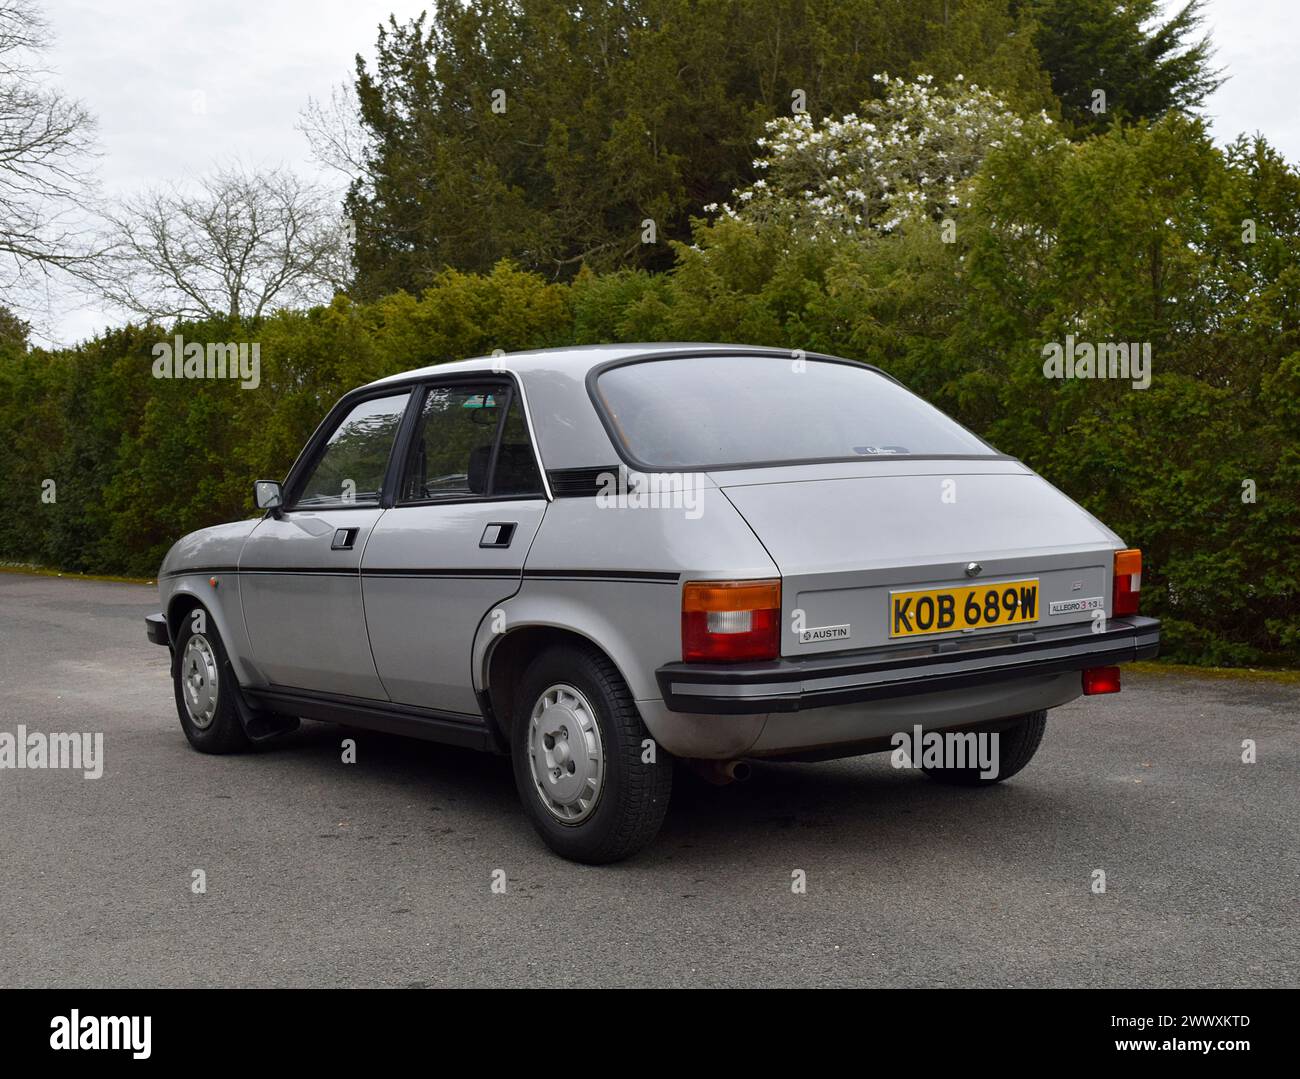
<box><xmin>362</xmin><ymin>341</ymin><xmax>795</xmax><ymax>387</ymax></box>
<box><xmin>362</xmin><ymin>342</ymin><xmax>809</xmax><ymax>473</ymax></box>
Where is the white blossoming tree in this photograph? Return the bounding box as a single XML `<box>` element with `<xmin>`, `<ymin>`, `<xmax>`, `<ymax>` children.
<box><xmin>706</xmin><ymin>74</ymin><xmax>1060</xmax><ymax>237</ymax></box>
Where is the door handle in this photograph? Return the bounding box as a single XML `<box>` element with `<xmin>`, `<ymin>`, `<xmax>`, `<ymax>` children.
<box><xmin>479</xmin><ymin>522</ymin><xmax>516</xmax><ymax>548</ymax></box>
<box><xmin>331</xmin><ymin>527</ymin><xmax>359</xmax><ymax>550</ymax></box>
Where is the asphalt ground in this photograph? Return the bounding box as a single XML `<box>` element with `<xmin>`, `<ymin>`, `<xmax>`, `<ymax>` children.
<box><xmin>1</xmin><ymin>571</ymin><xmax>1296</xmax><ymax>987</ymax></box>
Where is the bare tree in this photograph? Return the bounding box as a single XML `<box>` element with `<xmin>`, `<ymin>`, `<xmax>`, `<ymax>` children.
<box><xmin>93</xmin><ymin>165</ymin><xmax>350</xmax><ymax>322</ymax></box>
<box><xmin>298</xmin><ymin>82</ymin><xmax>372</xmax><ymax>183</ymax></box>
<box><xmin>0</xmin><ymin>0</ymin><xmax>99</xmax><ymax>301</ymax></box>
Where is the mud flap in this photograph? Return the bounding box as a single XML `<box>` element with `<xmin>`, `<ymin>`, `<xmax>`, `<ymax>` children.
<box><xmin>224</xmin><ymin>661</ymin><xmax>300</xmax><ymax>742</ymax></box>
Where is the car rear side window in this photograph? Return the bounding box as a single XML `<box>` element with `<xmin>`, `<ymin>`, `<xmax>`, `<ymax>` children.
<box><xmin>292</xmin><ymin>392</ymin><xmax>410</xmax><ymax>508</ymax></box>
<box><xmin>593</xmin><ymin>356</ymin><xmax>994</xmax><ymax>469</ymax></box>
<box><xmin>399</xmin><ymin>384</ymin><xmax>544</xmax><ymax>502</ymax></box>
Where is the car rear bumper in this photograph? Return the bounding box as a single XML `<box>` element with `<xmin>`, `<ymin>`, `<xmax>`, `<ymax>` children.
<box><xmin>145</xmin><ymin>612</ymin><xmax>170</xmax><ymax>646</ymax></box>
<box><xmin>655</xmin><ymin>615</ymin><xmax>1160</xmax><ymax>715</ymax></box>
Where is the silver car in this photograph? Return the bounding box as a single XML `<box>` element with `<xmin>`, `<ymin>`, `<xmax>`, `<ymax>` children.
<box><xmin>146</xmin><ymin>344</ymin><xmax>1159</xmax><ymax>862</ymax></box>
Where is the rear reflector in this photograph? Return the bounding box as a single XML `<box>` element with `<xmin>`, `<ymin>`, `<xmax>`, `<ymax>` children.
<box><xmin>682</xmin><ymin>579</ymin><xmax>781</xmax><ymax>662</ymax></box>
<box><xmin>1082</xmin><ymin>666</ymin><xmax>1121</xmax><ymax>695</ymax></box>
<box><xmin>1112</xmin><ymin>548</ymin><xmax>1142</xmax><ymax>616</ymax></box>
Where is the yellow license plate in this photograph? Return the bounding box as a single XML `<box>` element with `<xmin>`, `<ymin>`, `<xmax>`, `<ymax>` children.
<box><xmin>889</xmin><ymin>579</ymin><xmax>1038</xmax><ymax>638</ymax></box>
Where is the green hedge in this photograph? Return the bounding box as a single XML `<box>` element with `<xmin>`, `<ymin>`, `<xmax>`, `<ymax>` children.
<box><xmin>2</xmin><ymin>120</ymin><xmax>1296</xmax><ymax>667</ymax></box>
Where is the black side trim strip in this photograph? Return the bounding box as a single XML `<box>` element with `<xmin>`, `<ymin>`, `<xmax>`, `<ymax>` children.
<box><xmin>160</xmin><ymin>565</ymin><xmax>240</xmax><ymax>579</ymax></box>
<box><xmin>240</xmin><ymin>567</ymin><xmax>358</xmax><ymax>576</ymax></box>
<box><xmin>362</xmin><ymin>568</ymin><xmax>520</xmax><ymax>579</ymax></box>
<box><xmin>523</xmin><ymin>568</ymin><xmax>680</xmax><ymax>583</ymax></box>
<box><xmin>246</xmin><ymin>687</ymin><xmax>495</xmax><ymax>752</ymax></box>
<box><xmin>162</xmin><ymin>565</ymin><xmax>674</xmax><ymax>582</ymax></box>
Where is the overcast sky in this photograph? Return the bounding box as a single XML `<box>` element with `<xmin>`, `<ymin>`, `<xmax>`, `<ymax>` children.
<box><xmin>31</xmin><ymin>0</ymin><xmax>1300</xmax><ymax>346</ymax></box>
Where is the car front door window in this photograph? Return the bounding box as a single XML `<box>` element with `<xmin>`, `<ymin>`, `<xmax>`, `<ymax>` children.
<box><xmin>293</xmin><ymin>393</ymin><xmax>410</xmax><ymax>508</ymax></box>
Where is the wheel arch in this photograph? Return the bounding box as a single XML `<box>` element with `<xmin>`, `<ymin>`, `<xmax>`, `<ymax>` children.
<box><xmin>163</xmin><ymin>579</ymin><xmax>258</xmax><ymax>685</ymax></box>
<box><xmin>166</xmin><ymin>589</ymin><xmax>204</xmax><ymax>641</ymax></box>
<box><xmin>480</xmin><ymin>625</ymin><xmax>633</xmax><ymax>747</ymax></box>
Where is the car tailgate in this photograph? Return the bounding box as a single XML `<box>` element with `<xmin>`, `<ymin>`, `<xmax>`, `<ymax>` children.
<box><xmin>712</xmin><ymin>460</ymin><xmax>1120</xmax><ymax>658</ymax></box>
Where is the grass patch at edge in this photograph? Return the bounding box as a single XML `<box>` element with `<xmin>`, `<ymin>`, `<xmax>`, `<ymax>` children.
<box><xmin>0</xmin><ymin>562</ymin><xmax>156</xmax><ymax>586</ymax></box>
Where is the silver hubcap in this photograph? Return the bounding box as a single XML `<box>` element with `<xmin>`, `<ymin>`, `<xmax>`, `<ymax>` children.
<box><xmin>181</xmin><ymin>633</ymin><xmax>219</xmax><ymax>729</ymax></box>
<box><xmin>527</xmin><ymin>683</ymin><xmax>604</xmax><ymax>823</ymax></box>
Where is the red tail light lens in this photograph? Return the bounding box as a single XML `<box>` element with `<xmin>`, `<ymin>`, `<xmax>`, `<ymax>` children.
<box><xmin>682</xmin><ymin>579</ymin><xmax>781</xmax><ymax>662</ymax></box>
<box><xmin>1112</xmin><ymin>548</ymin><xmax>1142</xmax><ymax>616</ymax></box>
<box><xmin>1082</xmin><ymin>666</ymin><xmax>1121</xmax><ymax>695</ymax></box>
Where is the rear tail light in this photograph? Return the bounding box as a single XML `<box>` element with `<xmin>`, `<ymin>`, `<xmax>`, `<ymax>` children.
<box><xmin>1112</xmin><ymin>548</ymin><xmax>1142</xmax><ymax>616</ymax></box>
<box><xmin>1082</xmin><ymin>666</ymin><xmax>1121</xmax><ymax>695</ymax></box>
<box><xmin>682</xmin><ymin>579</ymin><xmax>781</xmax><ymax>662</ymax></box>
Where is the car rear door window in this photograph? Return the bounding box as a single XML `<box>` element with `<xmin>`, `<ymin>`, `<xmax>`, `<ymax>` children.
<box><xmin>491</xmin><ymin>393</ymin><xmax>545</xmax><ymax>496</ymax></box>
<box><xmin>399</xmin><ymin>384</ymin><xmax>544</xmax><ymax>502</ymax></box>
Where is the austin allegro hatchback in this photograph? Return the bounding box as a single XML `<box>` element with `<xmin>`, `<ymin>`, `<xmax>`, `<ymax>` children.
<box><xmin>146</xmin><ymin>344</ymin><xmax>1160</xmax><ymax>862</ymax></box>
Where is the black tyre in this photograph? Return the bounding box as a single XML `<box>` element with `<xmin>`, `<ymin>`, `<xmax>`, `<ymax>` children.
<box><xmin>172</xmin><ymin>607</ymin><xmax>251</xmax><ymax>754</ymax></box>
<box><xmin>921</xmin><ymin>710</ymin><xmax>1047</xmax><ymax>786</ymax></box>
<box><xmin>511</xmin><ymin>644</ymin><xmax>672</xmax><ymax>864</ymax></box>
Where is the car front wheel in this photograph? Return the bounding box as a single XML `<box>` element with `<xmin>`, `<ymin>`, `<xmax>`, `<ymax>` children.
<box><xmin>921</xmin><ymin>710</ymin><xmax>1047</xmax><ymax>786</ymax></box>
<box><xmin>511</xmin><ymin>644</ymin><xmax>672</xmax><ymax>864</ymax></box>
<box><xmin>172</xmin><ymin>609</ymin><xmax>251</xmax><ymax>754</ymax></box>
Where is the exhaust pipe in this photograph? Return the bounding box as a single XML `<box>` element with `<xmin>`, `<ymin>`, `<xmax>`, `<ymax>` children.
<box><xmin>727</xmin><ymin>760</ymin><xmax>752</xmax><ymax>783</ymax></box>
<box><xmin>686</xmin><ymin>759</ymin><xmax>752</xmax><ymax>785</ymax></box>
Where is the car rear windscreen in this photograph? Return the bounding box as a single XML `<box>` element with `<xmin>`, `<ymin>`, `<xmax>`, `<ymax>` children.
<box><xmin>593</xmin><ymin>355</ymin><xmax>995</xmax><ymax>469</ymax></box>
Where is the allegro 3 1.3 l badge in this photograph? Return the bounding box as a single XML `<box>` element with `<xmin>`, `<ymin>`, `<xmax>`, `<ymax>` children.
<box><xmin>1048</xmin><ymin>596</ymin><xmax>1105</xmax><ymax>616</ymax></box>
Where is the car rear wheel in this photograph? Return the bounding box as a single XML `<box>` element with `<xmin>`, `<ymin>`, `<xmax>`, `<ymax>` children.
<box><xmin>510</xmin><ymin>644</ymin><xmax>672</xmax><ymax>864</ymax></box>
<box><xmin>921</xmin><ymin>710</ymin><xmax>1047</xmax><ymax>786</ymax></box>
<box><xmin>172</xmin><ymin>609</ymin><xmax>250</xmax><ymax>754</ymax></box>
